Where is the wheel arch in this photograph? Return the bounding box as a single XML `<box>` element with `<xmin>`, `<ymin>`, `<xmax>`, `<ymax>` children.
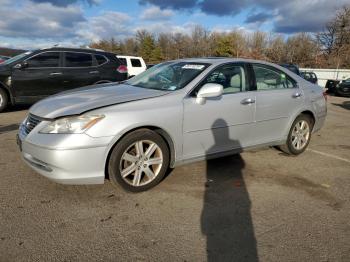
<box><xmin>282</xmin><ymin>109</ymin><xmax>316</xmax><ymax>143</ymax></box>
<box><xmin>300</xmin><ymin>110</ymin><xmax>315</xmax><ymax>128</ymax></box>
<box><xmin>104</xmin><ymin>125</ymin><xmax>176</xmax><ymax>180</ymax></box>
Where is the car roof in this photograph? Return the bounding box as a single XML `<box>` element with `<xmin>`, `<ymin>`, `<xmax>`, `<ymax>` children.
<box><xmin>38</xmin><ymin>46</ymin><xmax>111</xmax><ymax>55</ymax></box>
<box><xmin>174</xmin><ymin>57</ymin><xmax>283</xmax><ymax>68</ymax></box>
<box><xmin>117</xmin><ymin>55</ymin><xmax>143</xmax><ymax>59</ymax></box>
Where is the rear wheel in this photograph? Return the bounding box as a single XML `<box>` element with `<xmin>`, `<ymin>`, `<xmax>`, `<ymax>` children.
<box><xmin>0</xmin><ymin>88</ymin><xmax>8</xmax><ymax>113</ymax></box>
<box><xmin>279</xmin><ymin>114</ymin><xmax>313</xmax><ymax>155</ymax></box>
<box><xmin>108</xmin><ymin>129</ymin><xmax>169</xmax><ymax>192</ymax></box>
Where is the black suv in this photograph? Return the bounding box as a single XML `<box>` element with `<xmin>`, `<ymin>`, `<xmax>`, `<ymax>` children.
<box><xmin>0</xmin><ymin>47</ymin><xmax>128</xmax><ymax>112</ymax></box>
<box><xmin>300</xmin><ymin>71</ymin><xmax>318</xmax><ymax>84</ymax></box>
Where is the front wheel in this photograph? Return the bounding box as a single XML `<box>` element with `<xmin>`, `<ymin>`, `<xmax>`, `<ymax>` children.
<box><xmin>279</xmin><ymin>114</ymin><xmax>313</xmax><ymax>155</ymax></box>
<box><xmin>108</xmin><ymin>129</ymin><xmax>169</xmax><ymax>192</ymax></box>
<box><xmin>0</xmin><ymin>88</ymin><xmax>9</xmax><ymax>113</ymax></box>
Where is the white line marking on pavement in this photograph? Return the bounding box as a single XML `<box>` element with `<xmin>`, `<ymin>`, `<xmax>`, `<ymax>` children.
<box><xmin>307</xmin><ymin>149</ymin><xmax>350</xmax><ymax>164</ymax></box>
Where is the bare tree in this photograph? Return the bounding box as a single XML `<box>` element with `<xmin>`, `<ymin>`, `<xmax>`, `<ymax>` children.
<box><xmin>88</xmin><ymin>5</ymin><xmax>350</xmax><ymax>69</ymax></box>
<box><xmin>317</xmin><ymin>5</ymin><xmax>350</xmax><ymax>67</ymax></box>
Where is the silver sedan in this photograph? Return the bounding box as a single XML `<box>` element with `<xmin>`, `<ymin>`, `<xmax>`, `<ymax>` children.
<box><xmin>17</xmin><ymin>58</ymin><xmax>327</xmax><ymax>192</ymax></box>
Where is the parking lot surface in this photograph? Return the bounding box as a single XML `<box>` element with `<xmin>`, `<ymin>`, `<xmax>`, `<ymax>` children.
<box><xmin>0</xmin><ymin>96</ymin><xmax>349</xmax><ymax>261</ymax></box>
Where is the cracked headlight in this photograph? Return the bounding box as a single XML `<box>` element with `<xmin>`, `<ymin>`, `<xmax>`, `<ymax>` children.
<box><xmin>40</xmin><ymin>115</ymin><xmax>104</xmax><ymax>134</ymax></box>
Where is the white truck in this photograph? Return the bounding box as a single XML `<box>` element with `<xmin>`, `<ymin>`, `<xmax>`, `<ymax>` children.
<box><xmin>116</xmin><ymin>56</ymin><xmax>147</xmax><ymax>78</ymax></box>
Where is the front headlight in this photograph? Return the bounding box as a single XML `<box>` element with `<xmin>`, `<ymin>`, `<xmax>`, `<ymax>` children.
<box><xmin>40</xmin><ymin>115</ymin><xmax>104</xmax><ymax>134</ymax></box>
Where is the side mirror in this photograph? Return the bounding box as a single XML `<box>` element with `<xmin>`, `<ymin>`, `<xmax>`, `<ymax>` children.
<box><xmin>196</xmin><ymin>83</ymin><xmax>223</xmax><ymax>105</ymax></box>
<box><xmin>13</xmin><ymin>61</ymin><xmax>28</xmax><ymax>70</ymax></box>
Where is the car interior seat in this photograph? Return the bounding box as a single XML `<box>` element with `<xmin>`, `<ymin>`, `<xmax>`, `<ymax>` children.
<box><xmin>223</xmin><ymin>67</ymin><xmax>245</xmax><ymax>93</ymax></box>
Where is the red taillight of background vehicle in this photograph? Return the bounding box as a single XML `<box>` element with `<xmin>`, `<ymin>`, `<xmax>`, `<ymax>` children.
<box><xmin>323</xmin><ymin>91</ymin><xmax>328</xmax><ymax>101</ymax></box>
<box><xmin>117</xmin><ymin>65</ymin><xmax>128</xmax><ymax>74</ymax></box>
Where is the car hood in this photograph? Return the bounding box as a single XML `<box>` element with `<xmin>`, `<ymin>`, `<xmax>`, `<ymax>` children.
<box><xmin>30</xmin><ymin>83</ymin><xmax>170</xmax><ymax>119</ymax></box>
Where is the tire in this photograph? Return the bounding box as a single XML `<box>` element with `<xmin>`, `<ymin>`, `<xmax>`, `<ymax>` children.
<box><xmin>279</xmin><ymin>114</ymin><xmax>313</xmax><ymax>155</ymax></box>
<box><xmin>108</xmin><ymin>129</ymin><xmax>170</xmax><ymax>192</ymax></box>
<box><xmin>0</xmin><ymin>88</ymin><xmax>8</xmax><ymax>113</ymax></box>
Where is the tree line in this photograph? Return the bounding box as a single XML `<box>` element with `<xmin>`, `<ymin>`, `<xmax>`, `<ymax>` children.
<box><xmin>90</xmin><ymin>6</ymin><xmax>350</xmax><ymax>69</ymax></box>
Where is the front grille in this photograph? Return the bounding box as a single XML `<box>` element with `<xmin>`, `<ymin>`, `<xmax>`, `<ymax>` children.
<box><xmin>23</xmin><ymin>114</ymin><xmax>42</xmax><ymax>135</ymax></box>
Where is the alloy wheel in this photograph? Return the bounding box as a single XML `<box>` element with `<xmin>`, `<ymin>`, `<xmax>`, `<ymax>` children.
<box><xmin>291</xmin><ymin>120</ymin><xmax>310</xmax><ymax>150</ymax></box>
<box><xmin>119</xmin><ymin>140</ymin><xmax>163</xmax><ymax>187</ymax></box>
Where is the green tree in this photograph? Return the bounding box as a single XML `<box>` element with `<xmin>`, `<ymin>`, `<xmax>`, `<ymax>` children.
<box><xmin>215</xmin><ymin>35</ymin><xmax>235</xmax><ymax>57</ymax></box>
<box><xmin>150</xmin><ymin>46</ymin><xmax>163</xmax><ymax>63</ymax></box>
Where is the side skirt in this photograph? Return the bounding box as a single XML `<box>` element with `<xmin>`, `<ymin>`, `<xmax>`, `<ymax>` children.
<box><xmin>173</xmin><ymin>140</ymin><xmax>285</xmax><ymax>167</ymax></box>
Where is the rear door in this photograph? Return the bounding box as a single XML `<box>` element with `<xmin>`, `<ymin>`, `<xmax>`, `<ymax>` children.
<box><xmin>12</xmin><ymin>51</ymin><xmax>63</xmax><ymax>102</ymax></box>
<box><xmin>251</xmin><ymin>63</ymin><xmax>304</xmax><ymax>144</ymax></box>
<box><xmin>182</xmin><ymin>63</ymin><xmax>256</xmax><ymax>159</ymax></box>
<box><xmin>61</xmin><ymin>52</ymin><xmax>99</xmax><ymax>90</ymax></box>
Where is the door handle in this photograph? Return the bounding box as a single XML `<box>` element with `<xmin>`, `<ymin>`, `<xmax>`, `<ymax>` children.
<box><xmin>50</xmin><ymin>72</ymin><xmax>62</xmax><ymax>76</ymax></box>
<box><xmin>292</xmin><ymin>92</ymin><xmax>302</xmax><ymax>98</ymax></box>
<box><xmin>241</xmin><ymin>98</ymin><xmax>255</xmax><ymax>105</ymax></box>
<box><xmin>89</xmin><ymin>71</ymin><xmax>99</xmax><ymax>74</ymax></box>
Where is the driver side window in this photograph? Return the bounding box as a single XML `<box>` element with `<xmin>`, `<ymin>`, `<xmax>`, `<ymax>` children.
<box><xmin>26</xmin><ymin>52</ymin><xmax>60</xmax><ymax>68</ymax></box>
<box><xmin>201</xmin><ymin>64</ymin><xmax>247</xmax><ymax>94</ymax></box>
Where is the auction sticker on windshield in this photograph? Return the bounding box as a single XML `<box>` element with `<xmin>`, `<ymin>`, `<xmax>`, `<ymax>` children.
<box><xmin>182</xmin><ymin>64</ymin><xmax>205</xmax><ymax>70</ymax></box>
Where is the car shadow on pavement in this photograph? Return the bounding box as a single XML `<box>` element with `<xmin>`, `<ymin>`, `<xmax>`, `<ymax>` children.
<box><xmin>3</xmin><ymin>104</ymin><xmax>31</xmax><ymax>113</ymax></box>
<box><xmin>0</xmin><ymin>124</ymin><xmax>19</xmax><ymax>134</ymax></box>
<box><xmin>332</xmin><ymin>101</ymin><xmax>350</xmax><ymax>110</ymax></box>
<box><xmin>201</xmin><ymin>119</ymin><xmax>258</xmax><ymax>261</ymax></box>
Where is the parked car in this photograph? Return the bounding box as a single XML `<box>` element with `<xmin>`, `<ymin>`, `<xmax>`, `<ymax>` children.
<box><xmin>0</xmin><ymin>47</ymin><xmax>128</xmax><ymax>112</ymax></box>
<box><xmin>0</xmin><ymin>55</ymin><xmax>10</xmax><ymax>64</ymax></box>
<box><xmin>301</xmin><ymin>71</ymin><xmax>318</xmax><ymax>84</ymax></box>
<box><xmin>117</xmin><ymin>55</ymin><xmax>146</xmax><ymax>78</ymax></box>
<box><xmin>334</xmin><ymin>78</ymin><xmax>350</xmax><ymax>97</ymax></box>
<box><xmin>17</xmin><ymin>58</ymin><xmax>327</xmax><ymax>192</ymax></box>
<box><xmin>325</xmin><ymin>79</ymin><xmax>341</xmax><ymax>94</ymax></box>
<box><xmin>279</xmin><ymin>63</ymin><xmax>301</xmax><ymax>76</ymax></box>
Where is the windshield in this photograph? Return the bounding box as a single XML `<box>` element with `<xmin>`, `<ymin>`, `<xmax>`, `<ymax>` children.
<box><xmin>126</xmin><ymin>61</ymin><xmax>210</xmax><ymax>91</ymax></box>
<box><xmin>2</xmin><ymin>51</ymin><xmax>32</xmax><ymax>65</ymax></box>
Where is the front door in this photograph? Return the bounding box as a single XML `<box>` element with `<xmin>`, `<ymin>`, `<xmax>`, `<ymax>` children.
<box><xmin>182</xmin><ymin>63</ymin><xmax>256</xmax><ymax>160</ymax></box>
<box><xmin>12</xmin><ymin>51</ymin><xmax>63</xmax><ymax>103</ymax></box>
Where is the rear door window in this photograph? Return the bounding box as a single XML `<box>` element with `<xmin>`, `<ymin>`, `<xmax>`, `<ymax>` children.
<box><xmin>95</xmin><ymin>54</ymin><xmax>107</xmax><ymax>65</ymax></box>
<box><xmin>131</xmin><ymin>59</ymin><xmax>142</xmax><ymax>67</ymax></box>
<box><xmin>26</xmin><ymin>52</ymin><xmax>60</xmax><ymax>68</ymax></box>
<box><xmin>65</xmin><ymin>52</ymin><xmax>92</xmax><ymax>67</ymax></box>
<box><xmin>253</xmin><ymin>64</ymin><xmax>296</xmax><ymax>90</ymax></box>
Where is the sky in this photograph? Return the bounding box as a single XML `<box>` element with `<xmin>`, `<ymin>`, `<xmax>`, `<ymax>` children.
<box><xmin>0</xmin><ymin>0</ymin><xmax>347</xmax><ymax>49</ymax></box>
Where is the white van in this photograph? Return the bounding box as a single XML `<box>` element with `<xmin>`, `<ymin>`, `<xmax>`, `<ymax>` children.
<box><xmin>116</xmin><ymin>56</ymin><xmax>147</xmax><ymax>78</ymax></box>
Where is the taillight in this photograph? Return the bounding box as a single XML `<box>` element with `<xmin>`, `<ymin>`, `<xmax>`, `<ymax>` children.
<box><xmin>323</xmin><ymin>91</ymin><xmax>327</xmax><ymax>101</ymax></box>
<box><xmin>117</xmin><ymin>65</ymin><xmax>128</xmax><ymax>74</ymax></box>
